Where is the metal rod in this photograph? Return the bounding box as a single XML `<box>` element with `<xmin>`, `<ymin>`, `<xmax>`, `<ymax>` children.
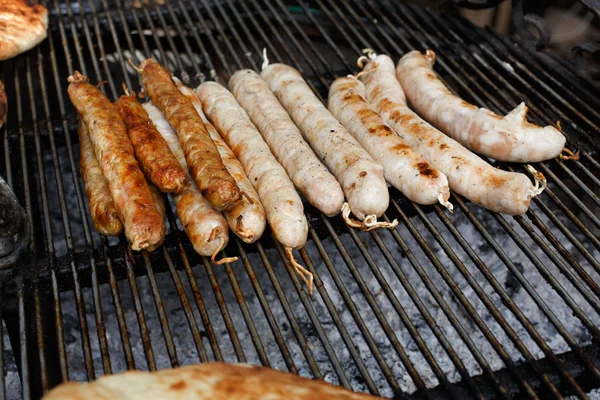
<box><xmin>235</xmin><ymin>240</ymin><xmax>299</xmax><ymax>374</ymax></box>
<box><xmin>274</xmin><ymin>241</ymin><xmax>351</xmax><ymax>389</ymax></box>
<box><xmin>142</xmin><ymin>251</ymin><xmax>179</xmax><ymax>367</ymax></box>
<box><xmin>255</xmin><ymin>243</ymin><xmax>323</xmax><ymax>379</ymax></box>
<box><xmin>305</xmin><ymin>224</ymin><xmax>400</xmax><ymax>395</ymax></box>
<box><xmin>297</xmin><ymin>246</ymin><xmax>379</xmax><ymax>395</ymax></box>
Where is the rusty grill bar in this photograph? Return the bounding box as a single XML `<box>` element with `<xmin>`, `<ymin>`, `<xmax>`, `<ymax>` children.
<box><xmin>0</xmin><ymin>0</ymin><xmax>599</xmax><ymax>399</ymax></box>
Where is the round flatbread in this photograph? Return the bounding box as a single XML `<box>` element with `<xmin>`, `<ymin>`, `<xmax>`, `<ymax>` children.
<box><xmin>0</xmin><ymin>80</ymin><xmax>6</xmax><ymax>129</ymax></box>
<box><xmin>42</xmin><ymin>362</ymin><xmax>379</xmax><ymax>399</ymax></box>
<box><xmin>0</xmin><ymin>0</ymin><xmax>48</xmax><ymax>61</ymax></box>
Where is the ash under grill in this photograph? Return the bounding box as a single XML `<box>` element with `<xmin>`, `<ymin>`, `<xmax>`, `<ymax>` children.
<box><xmin>0</xmin><ymin>0</ymin><xmax>599</xmax><ymax>399</ymax></box>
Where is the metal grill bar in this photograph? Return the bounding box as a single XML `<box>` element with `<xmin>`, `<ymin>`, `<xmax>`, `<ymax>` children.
<box><xmin>0</xmin><ymin>1</ymin><xmax>599</xmax><ymax>399</ymax></box>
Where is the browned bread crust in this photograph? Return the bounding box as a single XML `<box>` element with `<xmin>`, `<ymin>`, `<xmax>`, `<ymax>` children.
<box><xmin>0</xmin><ymin>0</ymin><xmax>48</xmax><ymax>60</ymax></box>
<box><xmin>43</xmin><ymin>362</ymin><xmax>380</xmax><ymax>399</ymax></box>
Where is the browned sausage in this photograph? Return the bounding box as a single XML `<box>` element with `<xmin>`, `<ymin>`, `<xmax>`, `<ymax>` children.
<box><xmin>146</xmin><ymin>183</ymin><xmax>166</xmax><ymax>252</ymax></box>
<box><xmin>134</xmin><ymin>58</ymin><xmax>240</xmax><ymax>210</ymax></box>
<box><xmin>68</xmin><ymin>71</ymin><xmax>163</xmax><ymax>251</ymax></box>
<box><xmin>77</xmin><ymin>117</ymin><xmax>123</xmax><ymax>236</ymax></box>
<box><xmin>175</xmin><ymin>80</ymin><xmax>266</xmax><ymax>244</ymax></box>
<box><xmin>114</xmin><ymin>87</ymin><xmax>189</xmax><ymax>194</ymax></box>
<box><xmin>144</xmin><ymin>102</ymin><xmax>237</xmax><ymax>264</ymax></box>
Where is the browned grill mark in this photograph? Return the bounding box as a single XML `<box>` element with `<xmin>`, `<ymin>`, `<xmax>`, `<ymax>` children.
<box><xmin>369</xmin><ymin>85</ymin><xmax>382</xmax><ymax>100</ymax></box>
<box><xmin>346</xmin><ymin>94</ymin><xmax>367</xmax><ymax>106</ymax></box>
<box><xmin>416</xmin><ymin>162</ymin><xmax>439</xmax><ymax>178</ymax></box>
<box><xmin>356</xmin><ymin>107</ymin><xmax>378</xmax><ymax>120</ymax></box>
<box><xmin>488</xmin><ymin>173</ymin><xmax>509</xmax><ymax>188</ymax></box>
<box><xmin>460</xmin><ymin>100</ymin><xmax>478</xmax><ymax>111</ymax></box>
<box><xmin>170</xmin><ymin>381</ymin><xmax>187</xmax><ymax>390</ymax></box>
<box><xmin>391</xmin><ymin>143</ymin><xmax>411</xmax><ymax>152</ymax></box>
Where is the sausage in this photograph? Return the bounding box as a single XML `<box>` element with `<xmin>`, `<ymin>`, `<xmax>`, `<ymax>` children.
<box><xmin>114</xmin><ymin>86</ymin><xmax>189</xmax><ymax>193</ymax></box>
<box><xmin>328</xmin><ymin>77</ymin><xmax>452</xmax><ymax>210</ymax></box>
<box><xmin>197</xmin><ymin>81</ymin><xmax>313</xmax><ymax>294</ymax></box>
<box><xmin>68</xmin><ymin>72</ymin><xmax>164</xmax><ymax>250</ymax></box>
<box><xmin>228</xmin><ymin>69</ymin><xmax>344</xmax><ymax>218</ymax></box>
<box><xmin>77</xmin><ymin>117</ymin><xmax>123</xmax><ymax>236</ymax></box>
<box><xmin>396</xmin><ymin>50</ymin><xmax>566</xmax><ymax>163</ymax></box>
<box><xmin>143</xmin><ymin>102</ymin><xmax>237</xmax><ymax>264</ymax></box>
<box><xmin>146</xmin><ymin>183</ymin><xmax>166</xmax><ymax>252</ymax></box>
<box><xmin>175</xmin><ymin>79</ymin><xmax>266</xmax><ymax>244</ymax></box>
<box><xmin>133</xmin><ymin>58</ymin><xmax>240</xmax><ymax>210</ymax></box>
<box><xmin>359</xmin><ymin>54</ymin><xmax>545</xmax><ymax>215</ymax></box>
<box><xmin>260</xmin><ymin>63</ymin><xmax>395</xmax><ymax>229</ymax></box>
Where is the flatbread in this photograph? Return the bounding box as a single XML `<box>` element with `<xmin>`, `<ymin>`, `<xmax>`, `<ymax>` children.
<box><xmin>42</xmin><ymin>362</ymin><xmax>380</xmax><ymax>399</ymax></box>
<box><xmin>0</xmin><ymin>0</ymin><xmax>48</xmax><ymax>61</ymax></box>
<box><xmin>0</xmin><ymin>80</ymin><xmax>6</xmax><ymax>129</ymax></box>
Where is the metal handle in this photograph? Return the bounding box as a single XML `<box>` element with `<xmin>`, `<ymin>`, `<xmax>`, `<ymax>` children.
<box><xmin>0</xmin><ymin>176</ymin><xmax>30</xmax><ymax>269</ymax></box>
<box><xmin>573</xmin><ymin>41</ymin><xmax>600</xmax><ymax>80</ymax></box>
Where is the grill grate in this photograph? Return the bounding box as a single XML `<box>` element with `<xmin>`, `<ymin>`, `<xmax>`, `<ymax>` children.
<box><xmin>0</xmin><ymin>0</ymin><xmax>599</xmax><ymax>399</ymax></box>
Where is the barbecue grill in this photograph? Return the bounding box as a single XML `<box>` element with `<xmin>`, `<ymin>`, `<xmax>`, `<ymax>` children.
<box><xmin>0</xmin><ymin>0</ymin><xmax>599</xmax><ymax>398</ymax></box>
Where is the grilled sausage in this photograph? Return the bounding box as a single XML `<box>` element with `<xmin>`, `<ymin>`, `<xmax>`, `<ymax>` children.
<box><xmin>396</xmin><ymin>50</ymin><xmax>566</xmax><ymax>163</ymax></box>
<box><xmin>134</xmin><ymin>58</ymin><xmax>240</xmax><ymax>210</ymax></box>
<box><xmin>175</xmin><ymin>79</ymin><xmax>266</xmax><ymax>244</ymax></box>
<box><xmin>147</xmin><ymin>183</ymin><xmax>166</xmax><ymax>252</ymax></box>
<box><xmin>197</xmin><ymin>81</ymin><xmax>313</xmax><ymax>294</ymax></box>
<box><xmin>261</xmin><ymin>63</ymin><xmax>394</xmax><ymax>229</ymax></box>
<box><xmin>77</xmin><ymin>117</ymin><xmax>123</xmax><ymax>236</ymax></box>
<box><xmin>228</xmin><ymin>69</ymin><xmax>344</xmax><ymax>218</ymax></box>
<box><xmin>114</xmin><ymin>86</ymin><xmax>189</xmax><ymax>193</ymax></box>
<box><xmin>143</xmin><ymin>102</ymin><xmax>237</xmax><ymax>264</ymax></box>
<box><xmin>328</xmin><ymin>77</ymin><xmax>452</xmax><ymax>210</ymax></box>
<box><xmin>360</xmin><ymin>54</ymin><xmax>545</xmax><ymax>215</ymax></box>
<box><xmin>68</xmin><ymin>72</ymin><xmax>164</xmax><ymax>250</ymax></box>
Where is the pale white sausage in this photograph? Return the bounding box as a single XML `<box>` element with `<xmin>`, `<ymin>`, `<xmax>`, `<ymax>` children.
<box><xmin>360</xmin><ymin>54</ymin><xmax>544</xmax><ymax>215</ymax></box>
<box><xmin>261</xmin><ymin>63</ymin><xmax>389</xmax><ymax>222</ymax></box>
<box><xmin>396</xmin><ymin>50</ymin><xmax>565</xmax><ymax>163</ymax></box>
<box><xmin>197</xmin><ymin>81</ymin><xmax>308</xmax><ymax>250</ymax></box>
<box><xmin>197</xmin><ymin>81</ymin><xmax>314</xmax><ymax>295</ymax></box>
<box><xmin>328</xmin><ymin>77</ymin><xmax>451</xmax><ymax>209</ymax></box>
<box><xmin>228</xmin><ymin>69</ymin><xmax>344</xmax><ymax>218</ymax></box>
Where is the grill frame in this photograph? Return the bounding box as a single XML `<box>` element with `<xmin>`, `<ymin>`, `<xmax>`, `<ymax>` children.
<box><xmin>0</xmin><ymin>0</ymin><xmax>599</xmax><ymax>399</ymax></box>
